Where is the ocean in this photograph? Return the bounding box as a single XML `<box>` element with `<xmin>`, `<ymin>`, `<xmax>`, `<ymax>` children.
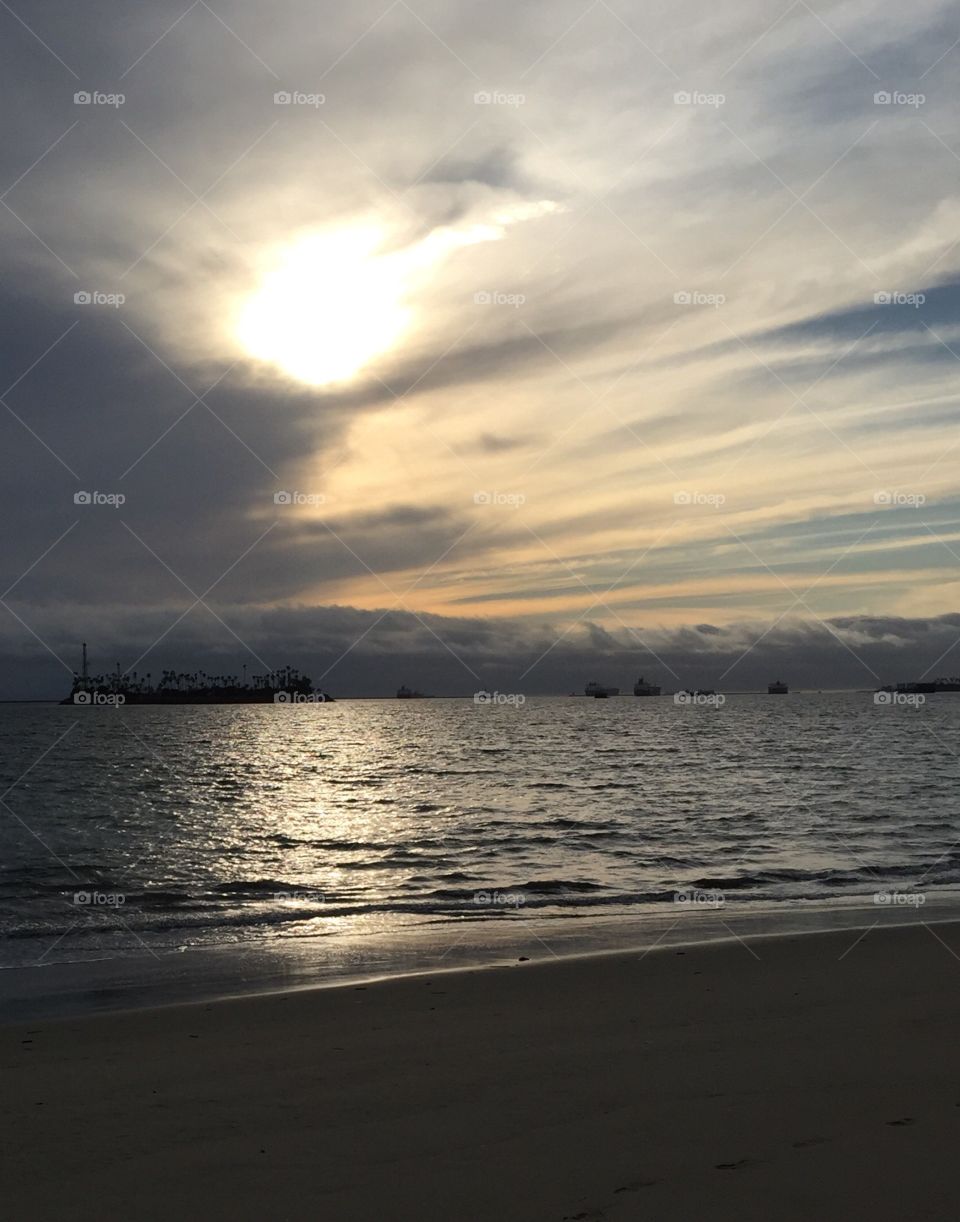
<box><xmin>2</xmin><ymin>693</ymin><xmax>958</xmax><ymax>1017</ymax></box>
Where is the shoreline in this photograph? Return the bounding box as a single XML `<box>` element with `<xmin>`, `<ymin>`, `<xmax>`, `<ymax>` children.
<box><xmin>3</xmin><ymin>893</ymin><xmax>956</xmax><ymax>1024</ymax></box>
<box><xmin>7</xmin><ymin>920</ymin><xmax>960</xmax><ymax>1220</ymax></box>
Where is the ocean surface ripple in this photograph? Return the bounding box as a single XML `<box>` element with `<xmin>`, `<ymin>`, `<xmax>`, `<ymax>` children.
<box><xmin>1</xmin><ymin>694</ymin><xmax>957</xmax><ymax>967</ymax></box>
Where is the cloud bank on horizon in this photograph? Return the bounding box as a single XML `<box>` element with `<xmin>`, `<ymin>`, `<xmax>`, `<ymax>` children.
<box><xmin>2</xmin><ymin>0</ymin><xmax>960</xmax><ymax>694</ymax></box>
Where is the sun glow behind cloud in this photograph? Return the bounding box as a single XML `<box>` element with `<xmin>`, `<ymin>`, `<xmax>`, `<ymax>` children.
<box><xmin>235</xmin><ymin>202</ymin><xmax>560</xmax><ymax>387</ymax></box>
<box><xmin>235</xmin><ymin>225</ymin><xmax>410</xmax><ymax>386</ymax></box>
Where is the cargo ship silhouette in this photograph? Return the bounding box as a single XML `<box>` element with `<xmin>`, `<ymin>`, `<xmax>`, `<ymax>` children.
<box><xmin>633</xmin><ymin>676</ymin><xmax>662</xmax><ymax>696</ymax></box>
<box><xmin>585</xmin><ymin>681</ymin><xmax>619</xmax><ymax>698</ymax></box>
<box><xmin>878</xmin><ymin>676</ymin><xmax>960</xmax><ymax>695</ymax></box>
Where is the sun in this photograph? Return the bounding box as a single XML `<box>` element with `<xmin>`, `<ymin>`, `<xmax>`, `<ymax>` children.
<box><xmin>236</xmin><ymin>203</ymin><xmax>560</xmax><ymax>387</ymax></box>
<box><xmin>236</xmin><ymin>226</ymin><xmax>411</xmax><ymax>387</ymax></box>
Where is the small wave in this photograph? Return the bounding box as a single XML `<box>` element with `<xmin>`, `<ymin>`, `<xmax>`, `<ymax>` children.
<box><xmin>520</xmin><ymin>878</ymin><xmax>607</xmax><ymax>894</ymax></box>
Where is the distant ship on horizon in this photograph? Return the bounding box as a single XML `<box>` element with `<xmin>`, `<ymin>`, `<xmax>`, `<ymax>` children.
<box><xmin>768</xmin><ymin>679</ymin><xmax>789</xmax><ymax>694</ymax></box>
<box><xmin>585</xmin><ymin>681</ymin><xmax>619</xmax><ymax>698</ymax></box>
<box><xmin>879</xmin><ymin>677</ymin><xmax>960</xmax><ymax>694</ymax></box>
<box><xmin>396</xmin><ymin>685</ymin><xmax>427</xmax><ymax>698</ymax></box>
<box><xmin>633</xmin><ymin>676</ymin><xmax>662</xmax><ymax>696</ymax></box>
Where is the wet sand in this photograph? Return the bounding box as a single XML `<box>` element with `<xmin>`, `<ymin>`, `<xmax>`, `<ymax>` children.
<box><xmin>5</xmin><ymin>921</ymin><xmax>960</xmax><ymax>1220</ymax></box>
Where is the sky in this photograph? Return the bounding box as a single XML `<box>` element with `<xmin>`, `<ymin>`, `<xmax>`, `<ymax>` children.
<box><xmin>2</xmin><ymin>0</ymin><xmax>960</xmax><ymax>696</ymax></box>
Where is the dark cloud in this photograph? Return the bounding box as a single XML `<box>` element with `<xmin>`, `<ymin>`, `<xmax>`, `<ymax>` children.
<box><xmin>757</xmin><ymin>278</ymin><xmax>960</xmax><ymax>346</ymax></box>
<box><xmin>419</xmin><ymin>146</ymin><xmax>523</xmax><ymax>191</ymax></box>
<box><xmin>468</xmin><ymin>431</ymin><xmax>539</xmax><ymax>454</ymax></box>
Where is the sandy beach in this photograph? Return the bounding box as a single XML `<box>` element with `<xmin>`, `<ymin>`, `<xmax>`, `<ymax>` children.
<box><xmin>5</xmin><ymin>921</ymin><xmax>960</xmax><ymax>1221</ymax></box>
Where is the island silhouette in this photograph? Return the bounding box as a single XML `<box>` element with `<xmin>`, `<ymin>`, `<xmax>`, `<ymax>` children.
<box><xmin>62</xmin><ymin>644</ymin><xmax>332</xmax><ymax>704</ymax></box>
